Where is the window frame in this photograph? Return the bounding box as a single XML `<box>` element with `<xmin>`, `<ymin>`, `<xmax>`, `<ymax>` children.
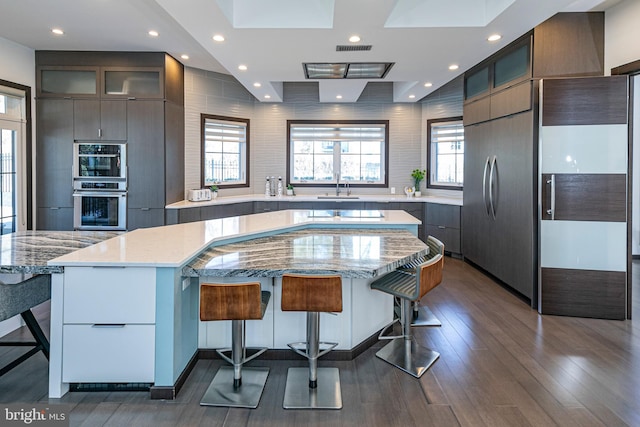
<box><xmin>427</xmin><ymin>116</ymin><xmax>464</xmax><ymax>191</ymax></box>
<box><xmin>200</xmin><ymin>114</ymin><xmax>250</xmax><ymax>189</ymax></box>
<box><xmin>286</xmin><ymin>119</ymin><xmax>389</xmax><ymax>188</ymax></box>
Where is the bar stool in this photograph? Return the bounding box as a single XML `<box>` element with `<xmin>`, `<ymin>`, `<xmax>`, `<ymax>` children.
<box><xmin>199</xmin><ymin>282</ymin><xmax>271</xmax><ymax>408</ymax></box>
<box><xmin>281</xmin><ymin>273</ymin><xmax>343</xmax><ymax>410</ymax></box>
<box><xmin>370</xmin><ymin>243</ymin><xmax>444</xmax><ymax>378</ymax></box>
<box><xmin>398</xmin><ymin>236</ymin><xmax>445</xmax><ymax>326</ymax></box>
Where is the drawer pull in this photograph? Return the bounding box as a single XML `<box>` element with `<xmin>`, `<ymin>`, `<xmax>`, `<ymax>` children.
<box><xmin>438</xmin><ymin>226</ymin><xmax>446</xmax><ymax>229</ymax></box>
<box><xmin>92</xmin><ymin>324</ymin><xmax>126</xmax><ymax>328</ymax></box>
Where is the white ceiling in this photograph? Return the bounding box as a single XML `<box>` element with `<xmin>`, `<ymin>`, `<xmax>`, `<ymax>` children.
<box><xmin>0</xmin><ymin>0</ymin><xmax>619</xmax><ymax>103</ymax></box>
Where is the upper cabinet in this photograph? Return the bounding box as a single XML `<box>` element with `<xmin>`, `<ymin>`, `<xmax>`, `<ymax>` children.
<box><xmin>35</xmin><ymin>51</ymin><xmax>181</xmax><ymax>103</ymax></box>
<box><xmin>38</xmin><ymin>67</ymin><xmax>99</xmax><ymax>98</ymax></box>
<box><xmin>463</xmin><ymin>12</ymin><xmax>604</xmax><ymax>126</ymax></box>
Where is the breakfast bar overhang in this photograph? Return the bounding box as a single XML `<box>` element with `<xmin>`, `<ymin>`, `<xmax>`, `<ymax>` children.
<box><xmin>46</xmin><ymin>210</ymin><xmax>427</xmax><ymax>399</ymax></box>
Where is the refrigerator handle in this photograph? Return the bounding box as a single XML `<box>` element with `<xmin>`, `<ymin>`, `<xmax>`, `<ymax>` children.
<box><xmin>482</xmin><ymin>156</ymin><xmax>491</xmax><ymax>216</ymax></box>
<box><xmin>489</xmin><ymin>156</ymin><xmax>497</xmax><ymax>220</ymax></box>
<box><xmin>546</xmin><ymin>174</ymin><xmax>555</xmax><ymax>220</ymax></box>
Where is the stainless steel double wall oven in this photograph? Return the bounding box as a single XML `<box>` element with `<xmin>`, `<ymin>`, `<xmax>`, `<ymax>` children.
<box><xmin>73</xmin><ymin>143</ymin><xmax>127</xmax><ymax>230</ymax></box>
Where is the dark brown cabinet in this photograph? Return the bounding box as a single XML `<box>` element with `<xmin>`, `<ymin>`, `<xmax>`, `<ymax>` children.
<box><xmin>425</xmin><ymin>203</ymin><xmax>461</xmax><ymax>256</ymax></box>
<box><xmin>36</xmin><ymin>99</ymin><xmax>75</xmax><ymax>232</ymax></box>
<box><xmin>73</xmin><ymin>100</ymin><xmax>127</xmax><ymax>141</ymax></box>
<box><xmin>35</xmin><ymin>51</ymin><xmax>184</xmax><ymax>231</ymax></box>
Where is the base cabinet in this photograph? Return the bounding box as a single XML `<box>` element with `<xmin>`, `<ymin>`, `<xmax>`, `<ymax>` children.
<box><xmin>425</xmin><ymin>203</ymin><xmax>461</xmax><ymax>256</ymax></box>
<box><xmin>61</xmin><ymin>267</ymin><xmax>156</xmax><ymax>383</ymax></box>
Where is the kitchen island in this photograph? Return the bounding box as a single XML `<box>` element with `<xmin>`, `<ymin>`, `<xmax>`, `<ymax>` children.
<box><xmin>47</xmin><ymin>210</ymin><xmax>427</xmax><ymax>399</ymax></box>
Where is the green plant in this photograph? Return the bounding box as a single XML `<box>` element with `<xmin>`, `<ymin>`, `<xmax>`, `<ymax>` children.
<box><xmin>287</xmin><ymin>184</ymin><xmax>294</xmax><ymax>190</ymax></box>
<box><xmin>210</xmin><ymin>184</ymin><xmax>218</xmax><ymax>192</ymax></box>
<box><xmin>411</xmin><ymin>169</ymin><xmax>426</xmax><ymax>188</ymax></box>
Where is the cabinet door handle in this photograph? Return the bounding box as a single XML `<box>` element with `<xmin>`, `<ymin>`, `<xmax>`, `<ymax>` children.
<box><xmin>489</xmin><ymin>155</ymin><xmax>497</xmax><ymax>220</ymax></box>
<box><xmin>141</xmin><ymin>208</ymin><xmax>150</xmax><ymax>211</ymax></box>
<box><xmin>546</xmin><ymin>174</ymin><xmax>555</xmax><ymax>220</ymax></box>
<box><xmin>98</xmin><ymin>128</ymin><xmax>102</xmax><ymax>138</ymax></box>
<box><xmin>438</xmin><ymin>226</ymin><xmax>446</xmax><ymax>229</ymax></box>
<box><xmin>50</xmin><ymin>207</ymin><xmax>60</xmax><ymax>210</ymax></box>
<box><xmin>92</xmin><ymin>324</ymin><xmax>126</xmax><ymax>328</ymax></box>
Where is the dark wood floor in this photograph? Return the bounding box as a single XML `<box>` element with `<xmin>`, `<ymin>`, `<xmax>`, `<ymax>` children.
<box><xmin>2</xmin><ymin>258</ymin><xmax>640</xmax><ymax>426</ymax></box>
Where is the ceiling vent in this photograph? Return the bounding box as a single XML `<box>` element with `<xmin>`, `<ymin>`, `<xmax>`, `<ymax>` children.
<box><xmin>336</xmin><ymin>45</ymin><xmax>372</xmax><ymax>52</ymax></box>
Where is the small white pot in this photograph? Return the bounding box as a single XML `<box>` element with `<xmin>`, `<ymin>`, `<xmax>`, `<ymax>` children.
<box><xmin>286</xmin><ymin>189</ymin><xmax>294</xmax><ymax>196</ymax></box>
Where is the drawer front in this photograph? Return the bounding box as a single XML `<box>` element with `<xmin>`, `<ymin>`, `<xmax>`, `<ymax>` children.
<box><xmin>426</xmin><ymin>203</ymin><xmax>461</xmax><ymax>228</ymax></box>
<box><xmin>64</xmin><ymin>267</ymin><xmax>156</xmax><ymax>324</ymax></box>
<box><xmin>426</xmin><ymin>225</ymin><xmax>461</xmax><ymax>255</ymax></box>
<box><xmin>62</xmin><ymin>324</ymin><xmax>155</xmax><ymax>383</ymax></box>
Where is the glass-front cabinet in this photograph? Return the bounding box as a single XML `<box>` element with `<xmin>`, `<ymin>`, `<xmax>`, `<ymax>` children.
<box><xmin>38</xmin><ymin>67</ymin><xmax>98</xmax><ymax>97</ymax></box>
<box><xmin>37</xmin><ymin>66</ymin><xmax>163</xmax><ymax>99</ymax></box>
<box><xmin>103</xmin><ymin>68</ymin><xmax>163</xmax><ymax>98</ymax></box>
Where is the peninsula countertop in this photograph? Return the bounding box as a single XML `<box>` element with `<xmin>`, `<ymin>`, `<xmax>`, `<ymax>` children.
<box><xmin>48</xmin><ymin>209</ymin><xmax>422</xmax><ymax>268</ymax></box>
<box><xmin>0</xmin><ymin>231</ymin><xmax>121</xmax><ymax>274</ymax></box>
<box><xmin>184</xmin><ymin>227</ymin><xmax>427</xmax><ymax>279</ymax></box>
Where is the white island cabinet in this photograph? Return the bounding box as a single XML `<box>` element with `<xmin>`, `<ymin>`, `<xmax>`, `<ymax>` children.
<box><xmin>61</xmin><ymin>267</ymin><xmax>156</xmax><ymax>383</ymax></box>
<box><xmin>48</xmin><ymin>210</ymin><xmax>426</xmax><ymax>399</ymax></box>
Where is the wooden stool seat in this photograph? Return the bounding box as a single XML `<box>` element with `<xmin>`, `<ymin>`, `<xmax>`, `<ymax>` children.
<box><xmin>199</xmin><ymin>282</ymin><xmax>271</xmax><ymax>409</ymax></box>
<box><xmin>281</xmin><ymin>274</ymin><xmax>343</xmax><ymax>410</ymax></box>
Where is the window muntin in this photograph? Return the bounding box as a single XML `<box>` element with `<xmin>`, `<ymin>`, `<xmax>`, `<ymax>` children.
<box><xmin>428</xmin><ymin>118</ymin><xmax>464</xmax><ymax>189</ymax></box>
<box><xmin>201</xmin><ymin>114</ymin><xmax>249</xmax><ymax>188</ymax></box>
<box><xmin>288</xmin><ymin>121</ymin><xmax>387</xmax><ymax>186</ymax></box>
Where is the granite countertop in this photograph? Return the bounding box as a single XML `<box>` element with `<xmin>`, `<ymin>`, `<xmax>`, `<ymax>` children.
<box><xmin>49</xmin><ymin>210</ymin><xmax>421</xmax><ymax>268</ymax></box>
<box><xmin>165</xmin><ymin>192</ymin><xmax>463</xmax><ymax>209</ymax></box>
<box><xmin>184</xmin><ymin>228</ymin><xmax>428</xmax><ymax>279</ymax></box>
<box><xmin>0</xmin><ymin>230</ymin><xmax>121</xmax><ymax>274</ymax></box>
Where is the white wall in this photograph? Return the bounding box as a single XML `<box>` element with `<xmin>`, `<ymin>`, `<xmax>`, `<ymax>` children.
<box><xmin>604</xmin><ymin>0</ymin><xmax>640</xmax><ymax>75</ymax></box>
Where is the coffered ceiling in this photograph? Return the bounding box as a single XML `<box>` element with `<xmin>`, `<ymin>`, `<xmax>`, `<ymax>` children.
<box><xmin>0</xmin><ymin>0</ymin><xmax>619</xmax><ymax>103</ymax></box>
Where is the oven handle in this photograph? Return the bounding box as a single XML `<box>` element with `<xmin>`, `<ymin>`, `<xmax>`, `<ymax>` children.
<box><xmin>73</xmin><ymin>192</ymin><xmax>127</xmax><ymax>197</ymax></box>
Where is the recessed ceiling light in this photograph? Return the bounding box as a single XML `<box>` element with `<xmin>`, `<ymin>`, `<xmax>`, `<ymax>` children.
<box><xmin>409</xmin><ymin>95</ymin><xmax>416</xmax><ymax>99</ymax></box>
<box><xmin>424</xmin><ymin>82</ymin><xmax>433</xmax><ymax>87</ymax></box>
<box><xmin>213</xmin><ymin>34</ymin><xmax>225</xmax><ymax>42</ymax></box>
<box><xmin>349</xmin><ymin>35</ymin><xmax>361</xmax><ymax>43</ymax></box>
<box><xmin>264</xmin><ymin>95</ymin><xmax>271</xmax><ymax>99</ymax></box>
<box><xmin>238</xmin><ymin>64</ymin><xmax>248</xmax><ymax>71</ymax></box>
<box><xmin>488</xmin><ymin>34</ymin><xmax>502</xmax><ymax>42</ymax></box>
<box><xmin>148</xmin><ymin>30</ymin><xmax>159</xmax><ymax>37</ymax></box>
<box><xmin>181</xmin><ymin>54</ymin><xmax>189</xmax><ymax>60</ymax></box>
<box><xmin>449</xmin><ymin>64</ymin><xmax>459</xmax><ymax>71</ymax></box>
<box><xmin>336</xmin><ymin>95</ymin><xmax>343</xmax><ymax>99</ymax></box>
<box><xmin>253</xmin><ymin>82</ymin><xmax>261</xmax><ymax>87</ymax></box>
<box><xmin>51</xmin><ymin>28</ymin><xmax>64</xmax><ymax>35</ymax></box>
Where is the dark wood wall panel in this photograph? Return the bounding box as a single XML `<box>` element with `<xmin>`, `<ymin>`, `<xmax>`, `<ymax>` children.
<box><xmin>541</xmin><ymin>76</ymin><xmax>628</xmax><ymax>126</ymax></box>
<box><xmin>541</xmin><ymin>174</ymin><xmax>626</xmax><ymax>222</ymax></box>
<box><xmin>533</xmin><ymin>12</ymin><xmax>604</xmax><ymax>78</ymax></box>
<box><xmin>540</xmin><ymin>268</ymin><xmax>626</xmax><ymax>319</ymax></box>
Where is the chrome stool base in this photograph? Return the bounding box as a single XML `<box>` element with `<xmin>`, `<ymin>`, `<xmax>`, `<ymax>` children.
<box><xmin>375</xmin><ymin>338</ymin><xmax>439</xmax><ymax>378</ymax></box>
<box><xmin>200</xmin><ymin>366</ymin><xmax>269</xmax><ymax>408</ymax></box>
<box><xmin>411</xmin><ymin>305</ymin><xmax>442</xmax><ymax>327</ymax></box>
<box><xmin>283</xmin><ymin>367</ymin><xmax>342</xmax><ymax>409</ymax></box>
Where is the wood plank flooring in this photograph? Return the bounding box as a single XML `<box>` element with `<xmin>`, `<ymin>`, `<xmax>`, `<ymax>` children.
<box><xmin>1</xmin><ymin>258</ymin><xmax>639</xmax><ymax>426</ymax></box>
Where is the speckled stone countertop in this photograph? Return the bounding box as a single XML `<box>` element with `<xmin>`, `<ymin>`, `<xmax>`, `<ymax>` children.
<box><xmin>0</xmin><ymin>231</ymin><xmax>121</xmax><ymax>274</ymax></box>
<box><xmin>184</xmin><ymin>228</ymin><xmax>428</xmax><ymax>279</ymax></box>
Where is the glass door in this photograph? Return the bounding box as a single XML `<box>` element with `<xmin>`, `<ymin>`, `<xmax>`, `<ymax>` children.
<box><xmin>0</xmin><ymin>94</ymin><xmax>19</xmax><ymax>235</ymax></box>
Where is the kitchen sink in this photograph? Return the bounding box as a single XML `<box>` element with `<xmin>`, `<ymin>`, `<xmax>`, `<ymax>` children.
<box><xmin>316</xmin><ymin>195</ymin><xmax>360</xmax><ymax>199</ymax></box>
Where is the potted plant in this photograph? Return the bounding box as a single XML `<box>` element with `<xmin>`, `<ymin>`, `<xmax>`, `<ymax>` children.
<box><xmin>210</xmin><ymin>184</ymin><xmax>218</xmax><ymax>199</ymax></box>
<box><xmin>286</xmin><ymin>184</ymin><xmax>294</xmax><ymax>196</ymax></box>
<box><xmin>411</xmin><ymin>169</ymin><xmax>426</xmax><ymax>196</ymax></box>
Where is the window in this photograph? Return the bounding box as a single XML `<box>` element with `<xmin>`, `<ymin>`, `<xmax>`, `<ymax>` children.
<box><xmin>201</xmin><ymin>114</ymin><xmax>249</xmax><ymax>188</ymax></box>
<box><xmin>427</xmin><ymin>117</ymin><xmax>464</xmax><ymax>189</ymax></box>
<box><xmin>287</xmin><ymin>120</ymin><xmax>388</xmax><ymax>187</ymax></box>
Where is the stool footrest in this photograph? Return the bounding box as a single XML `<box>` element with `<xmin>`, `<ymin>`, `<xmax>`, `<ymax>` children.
<box><xmin>287</xmin><ymin>341</ymin><xmax>338</xmax><ymax>359</ymax></box>
<box><xmin>377</xmin><ymin>319</ymin><xmax>404</xmax><ymax>340</ymax></box>
<box><xmin>216</xmin><ymin>347</ymin><xmax>268</xmax><ymax>366</ymax></box>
